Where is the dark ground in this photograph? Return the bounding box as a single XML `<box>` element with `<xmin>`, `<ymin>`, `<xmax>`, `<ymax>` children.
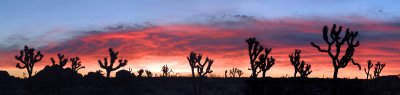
<box><xmin>0</xmin><ymin>76</ymin><xmax>399</xmax><ymax>95</ymax></box>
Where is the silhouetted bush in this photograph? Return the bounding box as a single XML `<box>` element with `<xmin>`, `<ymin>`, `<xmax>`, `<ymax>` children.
<box><xmin>311</xmin><ymin>24</ymin><xmax>361</xmax><ymax>79</ymax></box>
<box><xmin>145</xmin><ymin>70</ymin><xmax>152</xmax><ymax>77</ymax></box>
<box><xmin>116</xmin><ymin>69</ymin><xmax>135</xmax><ymax>79</ymax></box>
<box><xmin>137</xmin><ymin>69</ymin><xmax>144</xmax><ymax>77</ymax></box>
<box><xmin>34</xmin><ymin>66</ymin><xmax>83</xmax><ymax>81</ymax></box>
<box><xmin>0</xmin><ymin>70</ymin><xmax>14</xmax><ymax>80</ymax></box>
<box><xmin>85</xmin><ymin>70</ymin><xmax>105</xmax><ymax>80</ymax></box>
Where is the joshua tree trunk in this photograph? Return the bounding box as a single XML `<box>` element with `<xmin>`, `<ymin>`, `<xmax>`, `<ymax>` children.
<box><xmin>106</xmin><ymin>71</ymin><xmax>111</xmax><ymax>79</ymax></box>
<box><xmin>333</xmin><ymin>67</ymin><xmax>339</xmax><ymax>79</ymax></box>
<box><xmin>191</xmin><ymin>68</ymin><xmax>197</xmax><ymax>95</ymax></box>
<box><xmin>262</xmin><ymin>71</ymin><xmax>266</xmax><ymax>78</ymax></box>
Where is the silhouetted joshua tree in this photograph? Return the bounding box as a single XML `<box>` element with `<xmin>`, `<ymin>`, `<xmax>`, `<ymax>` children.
<box><xmin>246</xmin><ymin>37</ymin><xmax>263</xmax><ymax>78</ymax></box>
<box><xmin>145</xmin><ymin>70</ymin><xmax>152</xmax><ymax>77</ymax></box>
<box><xmin>187</xmin><ymin>52</ymin><xmax>214</xmax><ymax>77</ymax></box>
<box><xmin>311</xmin><ymin>24</ymin><xmax>361</xmax><ymax>79</ymax></box>
<box><xmin>364</xmin><ymin>60</ymin><xmax>374</xmax><ymax>79</ymax></box>
<box><xmin>15</xmin><ymin>45</ymin><xmax>44</xmax><ymax>79</ymax></box>
<box><xmin>229</xmin><ymin>68</ymin><xmax>243</xmax><ymax>78</ymax></box>
<box><xmin>289</xmin><ymin>49</ymin><xmax>312</xmax><ymax>78</ymax></box>
<box><xmin>98</xmin><ymin>48</ymin><xmax>128</xmax><ymax>78</ymax></box>
<box><xmin>225</xmin><ymin>70</ymin><xmax>228</xmax><ymax>78</ymax></box>
<box><xmin>289</xmin><ymin>49</ymin><xmax>301</xmax><ymax>77</ymax></box>
<box><xmin>137</xmin><ymin>69</ymin><xmax>144</xmax><ymax>77</ymax></box>
<box><xmin>70</xmin><ymin>57</ymin><xmax>85</xmax><ymax>72</ymax></box>
<box><xmin>237</xmin><ymin>69</ymin><xmax>244</xmax><ymax>78</ymax></box>
<box><xmin>298</xmin><ymin>62</ymin><xmax>312</xmax><ymax>78</ymax></box>
<box><xmin>257</xmin><ymin>48</ymin><xmax>275</xmax><ymax>78</ymax></box>
<box><xmin>50</xmin><ymin>53</ymin><xmax>68</xmax><ymax>68</ymax></box>
<box><xmin>187</xmin><ymin>52</ymin><xmax>214</xmax><ymax>95</ymax></box>
<box><xmin>373</xmin><ymin>62</ymin><xmax>385</xmax><ymax>79</ymax></box>
<box><xmin>15</xmin><ymin>45</ymin><xmax>44</xmax><ymax>93</ymax></box>
<box><xmin>195</xmin><ymin>56</ymin><xmax>214</xmax><ymax>78</ymax></box>
<box><xmin>162</xmin><ymin>64</ymin><xmax>173</xmax><ymax>77</ymax></box>
<box><xmin>229</xmin><ymin>68</ymin><xmax>238</xmax><ymax>77</ymax></box>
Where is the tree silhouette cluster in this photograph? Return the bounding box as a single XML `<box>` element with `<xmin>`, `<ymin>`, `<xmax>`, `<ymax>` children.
<box><xmin>227</xmin><ymin>68</ymin><xmax>243</xmax><ymax>78</ymax></box>
<box><xmin>7</xmin><ymin>24</ymin><xmax>394</xmax><ymax>95</ymax></box>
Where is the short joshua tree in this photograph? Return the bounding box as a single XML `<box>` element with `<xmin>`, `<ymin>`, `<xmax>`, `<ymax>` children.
<box><xmin>373</xmin><ymin>62</ymin><xmax>385</xmax><ymax>79</ymax></box>
<box><xmin>289</xmin><ymin>49</ymin><xmax>312</xmax><ymax>78</ymax></box>
<box><xmin>161</xmin><ymin>64</ymin><xmax>173</xmax><ymax>77</ymax></box>
<box><xmin>364</xmin><ymin>60</ymin><xmax>373</xmax><ymax>79</ymax></box>
<box><xmin>70</xmin><ymin>57</ymin><xmax>85</xmax><ymax>72</ymax></box>
<box><xmin>98</xmin><ymin>48</ymin><xmax>128</xmax><ymax>79</ymax></box>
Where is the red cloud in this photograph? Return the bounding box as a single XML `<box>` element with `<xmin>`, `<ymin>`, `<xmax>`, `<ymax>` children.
<box><xmin>1</xmin><ymin>17</ymin><xmax>399</xmax><ymax>78</ymax></box>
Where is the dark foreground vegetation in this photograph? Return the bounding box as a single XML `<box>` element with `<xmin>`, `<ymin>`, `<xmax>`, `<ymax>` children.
<box><xmin>0</xmin><ymin>74</ymin><xmax>399</xmax><ymax>95</ymax></box>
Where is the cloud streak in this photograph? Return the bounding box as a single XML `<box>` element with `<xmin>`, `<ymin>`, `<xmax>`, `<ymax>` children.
<box><xmin>1</xmin><ymin>16</ymin><xmax>399</xmax><ymax>78</ymax></box>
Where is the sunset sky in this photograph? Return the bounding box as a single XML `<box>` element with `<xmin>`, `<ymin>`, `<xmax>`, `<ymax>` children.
<box><xmin>1</xmin><ymin>0</ymin><xmax>399</xmax><ymax>78</ymax></box>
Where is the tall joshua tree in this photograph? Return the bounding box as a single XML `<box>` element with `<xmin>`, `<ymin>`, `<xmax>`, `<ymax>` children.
<box><xmin>188</xmin><ymin>52</ymin><xmax>198</xmax><ymax>78</ymax></box>
<box><xmin>16</xmin><ymin>45</ymin><xmax>44</xmax><ymax>79</ymax></box>
<box><xmin>364</xmin><ymin>60</ymin><xmax>373</xmax><ymax>79</ymax></box>
<box><xmin>162</xmin><ymin>64</ymin><xmax>173</xmax><ymax>77</ymax></box>
<box><xmin>187</xmin><ymin>52</ymin><xmax>214</xmax><ymax>77</ymax></box>
<box><xmin>70</xmin><ymin>57</ymin><xmax>85</xmax><ymax>72</ymax></box>
<box><xmin>311</xmin><ymin>24</ymin><xmax>361</xmax><ymax>79</ymax></box>
<box><xmin>257</xmin><ymin>48</ymin><xmax>275</xmax><ymax>78</ymax></box>
<box><xmin>98</xmin><ymin>48</ymin><xmax>128</xmax><ymax>78</ymax></box>
<box><xmin>246</xmin><ymin>37</ymin><xmax>264</xmax><ymax>78</ymax></box>
<box><xmin>289</xmin><ymin>49</ymin><xmax>312</xmax><ymax>78</ymax></box>
<box><xmin>15</xmin><ymin>45</ymin><xmax>44</xmax><ymax>93</ymax></box>
<box><xmin>187</xmin><ymin>52</ymin><xmax>214</xmax><ymax>95</ymax></box>
<box><xmin>373</xmin><ymin>62</ymin><xmax>385</xmax><ymax>79</ymax></box>
<box><xmin>50</xmin><ymin>53</ymin><xmax>68</xmax><ymax>68</ymax></box>
<box><xmin>289</xmin><ymin>49</ymin><xmax>301</xmax><ymax>77</ymax></box>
